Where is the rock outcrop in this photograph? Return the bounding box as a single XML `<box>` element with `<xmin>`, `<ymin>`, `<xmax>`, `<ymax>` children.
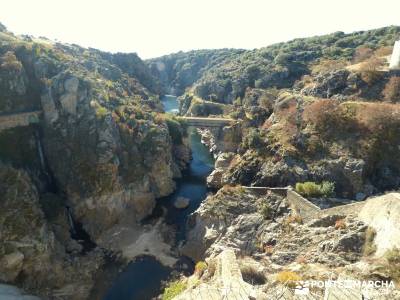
<box><xmin>174</xmin><ymin>249</ymin><xmax>266</xmax><ymax>299</ymax></box>
<box><xmin>40</xmin><ymin>72</ymin><xmax>178</xmax><ymax>238</ymax></box>
<box><xmin>0</xmin><ymin>27</ymin><xmax>188</xmax><ymax>298</ymax></box>
<box><xmin>0</xmin><ymin>165</ymin><xmax>103</xmax><ymax>300</ymax></box>
<box><xmin>358</xmin><ymin>193</ymin><xmax>400</xmax><ymax>256</ymax></box>
<box><xmin>180</xmin><ymin>186</ymin><xmax>400</xmax><ymax>299</ymax></box>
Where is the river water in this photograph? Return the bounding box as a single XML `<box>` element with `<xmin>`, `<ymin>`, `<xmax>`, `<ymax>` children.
<box><xmin>101</xmin><ymin>95</ymin><xmax>214</xmax><ymax>300</ymax></box>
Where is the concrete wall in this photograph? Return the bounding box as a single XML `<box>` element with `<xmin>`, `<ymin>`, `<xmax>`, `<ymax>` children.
<box><xmin>286</xmin><ymin>189</ymin><xmax>321</xmax><ymax>221</ymax></box>
<box><xmin>0</xmin><ymin>111</ymin><xmax>42</xmax><ymax>132</ymax></box>
<box><xmin>389</xmin><ymin>41</ymin><xmax>400</xmax><ymax>70</ymax></box>
<box><xmin>245</xmin><ymin>186</ymin><xmax>365</xmax><ymax>222</ymax></box>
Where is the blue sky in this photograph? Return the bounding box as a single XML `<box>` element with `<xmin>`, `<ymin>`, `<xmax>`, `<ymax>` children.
<box><xmin>1</xmin><ymin>0</ymin><xmax>399</xmax><ymax>58</ymax></box>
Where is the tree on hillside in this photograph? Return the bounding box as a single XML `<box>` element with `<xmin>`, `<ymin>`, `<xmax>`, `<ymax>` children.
<box><xmin>353</xmin><ymin>46</ymin><xmax>374</xmax><ymax>63</ymax></box>
<box><xmin>359</xmin><ymin>57</ymin><xmax>385</xmax><ymax>85</ymax></box>
<box><xmin>383</xmin><ymin>76</ymin><xmax>400</xmax><ymax>103</ymax></box>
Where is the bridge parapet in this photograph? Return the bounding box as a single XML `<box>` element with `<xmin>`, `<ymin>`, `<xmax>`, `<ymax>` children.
<box><xmin>0</xmin><ymin>111</ymin><xmax>42</xmax><ymax>132</ymax></box>
<box><xmin>178</xmin><ymin>116</ymin><xmax>234</xmax><ymax>128</ymax></box>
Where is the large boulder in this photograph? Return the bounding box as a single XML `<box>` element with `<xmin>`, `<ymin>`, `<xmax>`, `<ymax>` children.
<box><xmin>358</xmin><ymin>193</ymin><xmax>400</xmax><ymax>256</ymax></box>
<box><xmin>301</xmin><ymin>69</ymin><xmax>352</xmax><ymax>98</ymax></box>
<box><xmin>174</xmin><ymin>197</ymin><xmax>190</xmax><ymax>209</ymax></box>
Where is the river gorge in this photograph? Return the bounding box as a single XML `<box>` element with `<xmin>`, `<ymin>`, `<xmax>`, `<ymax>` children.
<box><xmin>95</xmin><ymin>95</ymin><xmax>214</xmax><ymax>300</ymax></box>
<box><xmin>1</xmin><ymin>22</ymin><xmax>400</xmax><ymax>300</ymax></box>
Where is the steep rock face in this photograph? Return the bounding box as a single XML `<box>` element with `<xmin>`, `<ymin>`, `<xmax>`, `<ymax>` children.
<box><xmin>0</xmin><ymin>165</ymin><xmax>102</xmax><ymax>300</ymax></box>
<box><xmin>0</xmin><ymin>28</ymin><xmax>189</xmax><ymax>297</ymax></box>
<box><xmin>0</xmin><ymin>165</ymin><xmax>54</xmax><ymax>284</ymax></box>
<box><xmin>182</xmin><ymin>187</ymin><xmax>278</xmax><ymax>261</ymax></box>
<box><xmin>40</xmin><ymin>72</ymin><xmax>177</xmax><ymax>238</ymax></box>
<box><xmin>99</xmin><ymin>51</ymin><xmax>162</xmax><ymax>94</ymax></box>
<box><xmin>0</xmin><ymin>51</ymin><xmax>37</xmax><ymax>113</ymax></box>
<box><xmin>206</xmin><ymin>152</ymin><xmax>235</xmax><ymax>189</ymax></box>
<box><xmin>146</xmin><ymin>49</ymin><xmax>243</xmax><ymax>96</ymax></box>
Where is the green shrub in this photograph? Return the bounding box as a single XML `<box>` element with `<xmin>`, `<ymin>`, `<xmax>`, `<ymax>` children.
<box><xmin>95</xmin><ymin>105</ymin><xmax>108</xmax><ymax>119</ymax></box>
<box><xmin>259</xmin><ymin>202</ymin><xmax>272</xmax><ymax>220</ymax></box>
<box><xmin>241</xmin><ymin>128</ymin><xmax>265</xmax><ymax>151</ymax></box>
<box><xmin>162</xmin><ymin>280</ymin><xmax>187</xmax><ymax>300</ymax></box>
<box><xmin>195</xmin><ymin>261</ymin><xmax>207</xmax><ymax>276</ymax></box>
<box><xmin>295</xmin><ymin>181</ymin><xmax>335</xmax><ymax>198</ymax></box>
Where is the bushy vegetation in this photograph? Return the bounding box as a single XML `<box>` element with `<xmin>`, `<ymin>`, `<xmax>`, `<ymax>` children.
<box><xmin>240</xmin><ymin>265</ymin><xmax>266</xmax><ymax>285</ymax></box>
<box><xmin>162</xmin><ymin>280</ymin><xmax>187</xmax><ymax>300</ymax></box>
<box><xmin>194</xmin><ymin>261</ymin><xmax>207</xmax><ymax>276</ymax></box>
<box><xmin>220</xmin><ymin>184</ymin><xmax>242</xmax><ymax>193</ymax></box>
<box><xmin>383</xmin><ymin>76</ymin><xmax>400</xmax><ymax>103</ymax></box>
<box><xmin>358</xmin><ymin>56</ymin><xmax>385</xmax><ymax>85</ymax></box>
<box><xmin>276</xmin><ymin>271</ymin><xmax>301</xmax><ymax>288</ymax></box>
<box><xmin>147</xmin><ymin>49</ymin><xmax>244</xmax><ymax>96</ymax></box>
<box><xmin>241</xmin><ymin>128</ymin><xmax>266</xmax><ymax>151</ymax></box>
<box><xmin>259</xmin><ymin>202</ymin><xmax>272</xmax><ymax>220</ymax></box>
<box><xmin>0</xmin><ymin>51</ymin><xmax>23</xmax><ymax>71</ymax></box>
<box><xmin>150</xmin><ymin>26</ymin><xmax>400</xmax><ymax>103</ymax></box>
<box><xmin>363</xmin><ymin>227</ymin><xmax>377</xmax><ymax>256</ymax></box>
<box><xmin>380</xmin><ymin>248</ymin><xmax>400</xmax><ymax>282</ymax></box>
<box><xmin>295</xmin><ymin>181</ymin><xmax>335</xmax><ymax>198</ymax></box>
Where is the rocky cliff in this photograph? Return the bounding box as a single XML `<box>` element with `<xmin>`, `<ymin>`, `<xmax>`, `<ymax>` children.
<box><xmin>0</xmin><ymin>26</ymin><xmax>189</xmax><ymax>298</ymax></box>
<box><xmin>177</xmin><ymin>186</ymin><xmax>400</xmax><ymax>299</ymax></box>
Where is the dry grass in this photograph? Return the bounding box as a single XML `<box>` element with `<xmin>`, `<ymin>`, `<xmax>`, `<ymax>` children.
<box><xmin>264</xmin><ymin>245</ymin><xmax>274</xmax><ymax>256</ymax></box>
<box><xmin>311</xmin><ymin>58</ymin><xmax>349</xmax><ymax>74</ymax></box>
<box><xmin>383</xmin><ymin>76</ymin><xmax>400</xmax><ymax>103</ymax></box>
<box><xmin>363</xmin><ymin>227</ymin><xmax>377</xmax><ymax>256</ymax></box>
<box><xmin>283</xmin><ymin>214</ymin><xmax>303</xmax><ymax>233</ymax></box>
<box><xmin>334</xmin><ymin>218</ymin><xmax>347</xmax><ymax>230</ymax></box>
<box><xmin>194</xmin><ymin>261</ymin><xmax>207</xmax><ymax>277</ymax></box>
<box><xmin>240</xmin><ymin>265</ymin><xmax>266</xmax><ymax>285</ymax></box>
<box><xmin>276</xmin><ymin>271</ymin><xmax>302</xmax><ymax>288</ymax></box>
<box><xmin>296</xmin><ymin>256</ymin><xmax>308</xmax><ymax>264</ymax></box>
<box><xmin>381</xmin><ymin>248</ymin><xmax>400</xmax><ymax>283</ymax></box>
<box><xmin>359</xmin><ymin>56</ymin><xmax>385</xmax><ymax>85</ymax></box>
<box><xmin>374</xmin><ymin>46</ymin><xmax>393</xmax><ymax>57</ymax></box>
<box><xmin>221</xmin><ymin>184</ymin><xmax>246</xmax><ymax>195</ymax></box>
<box><xmin>353</xmin><ymin>46</ymin><xmax>374</xmax><ymax>63</ymax></box>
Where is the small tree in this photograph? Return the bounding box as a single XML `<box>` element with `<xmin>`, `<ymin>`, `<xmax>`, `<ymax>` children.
<box><xmin>359</xmin><ymin>56</ymin><xmax>384</xmax><ymax>85</ymax></box>
<box><xmin>353</xmin><ymin>46</ymin><xmax>374</xmax><ymax>63</ymax></box>
<box><xmin>383</xmin><ymin>76</ymin><xmax>400</xmax><ymax>103</ymax></box>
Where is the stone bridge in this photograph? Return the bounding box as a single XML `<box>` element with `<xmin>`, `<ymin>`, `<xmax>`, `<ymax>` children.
<box><xmin>0</xmin><ymin>111</ymin><xmax>42</xmax><ymax>132</ymax></box>
<box><xmin>178</xmin><ymin>116</ymin><xmax>235</xmax><ymax>128</ymax></box>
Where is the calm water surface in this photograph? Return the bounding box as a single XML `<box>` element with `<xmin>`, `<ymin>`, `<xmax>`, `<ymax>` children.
<box><xmin>101</xmin><ymin>95</ymin><xmax>213</xmax><ymax>300</ymax></box>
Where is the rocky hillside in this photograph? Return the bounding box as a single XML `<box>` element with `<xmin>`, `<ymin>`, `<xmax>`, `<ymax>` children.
<box><xmin>173</xmin><ymin>187</ymin><xmax>400</xmax><ymax>299</ymax></box>
<box><xmin>1</xmin><ymin>20</ymin><xmax>400</xmax><ymax>300</ymax></box>
<box><xmin>146</xmin><ymin>49</ymin><xmax>244</xmax><ymax>96</ymax></box>
<box><xmin>0</xmin><ymin>23</ymin><xmax>189</xmax><ymax>299</ymax></box>
<box><xmin>148</xmin><ymin>26</ymin><xmax>400</xmax><ymax>102</ymax></box>
<box><xmin>158</xmin><ymin>26</ymin><xmax>400</xmax><ymax>199</ymax></box>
